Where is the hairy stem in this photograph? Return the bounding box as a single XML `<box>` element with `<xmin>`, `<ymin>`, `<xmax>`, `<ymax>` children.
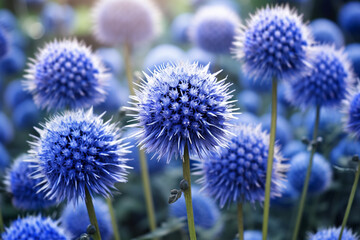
<box><xmin>85</xmin><ymin>187</ymin><xmax>102</xmax><ymax>240</ymax></box>
<box><xmin>106</xmin><ymin>197</ymin><xmax>121</xmax><ymax>240</ymax></box>
<box><xmin>292</xmin><ymin>105</ymin><xmax>321</xmax><ymax>240</ymax></box>
<box><xmin>238</xmin><ymin>203</ymin><xmax>244</xmax><ymax>240</ymax></box>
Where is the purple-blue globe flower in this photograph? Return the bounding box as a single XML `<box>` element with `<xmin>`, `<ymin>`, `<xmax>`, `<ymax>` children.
<box><xmin>12</xmin><ymin>100</ymin><xmax>40</xmax><ymax>129</ymax></box>
<box><xmin>346</xmin><ymin>43</ymin><xmax>360</xmax><ymax>78</ymax></box>
<box><xmin>2</xmin><ymin>216</ymin><xmax>69</xmax><ymax>240</ymax></box>
<box><xmin>343</xmin><ymin>87</ymin><xmax>360</xmax><ymax>139</ymax></box>
<box><xmin>29</xmin><ymin>108</ymin><xmax>131</xmax><ymax>203</ymax></box>
<box><xmin>288</xmin><ymin>152</ymin><xmax>332</xmax><ymax>194</ymax></box>
<box><xmin>24</xmin><ymin>39</ymin><xmax>108</xmax><ymax>111</ymax></box>
<box><xmin>233</xmin><ymin>5</ymin><xmax>313</xmax><ymax>81</ymax></box>
<box><xmin>0</xmin><ymin>27</ymin><xmax>8</xmax><ymax>58</ymax></box>
<box><xmin>309</xmin><ymin>227</ymin><xmax>358</xmax><ymax>240</ymax></box>
<box><xmin>5</xmin><ymin>154</ymin><xmax>56</xmax><ymax>210</ymax></box>
<box><xmin>129</xmin><ymin>62</ymin><xmax>237</xmax><ymax>162</ymax></box>
<box><xmin>195</xmin><ymin>124</ymin><xmax>286</xmax><ymax>207</ymax></box>
<box><xmin>285</xmin><ymin>45</ymin><xmax>353</xmax><ymax>109</ymax></box>
<box><xmin>190</xmin><ymin>5</ymin><xmax>240</xmax><ymax>54</ymax></box>
<box><xmin>41</xmin><ymin>3</ymin><xmax>75</xmax><ymax>35</ymax></box>
<box><xmin>171</xmin><ymin>13</ymin><xmax>193</xmax><ymax>44</ymax></box>
<box><xmin>330</xmin><ymin>137</ymin><xmax>360</xmax><ymax>167</ymax></box>
<box><xmin>0</xmin><ymin>46</ymin><xmax>25</xmax><ymax>75</ymax></box>
<box><xmin>338</xmin><ymin>1</ymin><xmax>360</xmax><ymax>37</ymax></box>
<box><xmin>61</xmin><ymin>198</ymin><xmax>113</xmax><ymax>240</ymax></box>
<box><xmin>0</xmin><ymin>9</ymin><xmax>17</xmax><ymax>31</ymax></box>
<box><xmin>4</xmin><ymin>79</ymin><xmax>32</xmax><ymax>110</ymax></box>
<box><xmin>310</xmin><ymin>18</ymin><xmax>344</xmax><ymax>48</ymax></box>
<box><xmin>169</xmin><ymin>186</ymin><xmax>221</xmax><ymax>231</ymax></box>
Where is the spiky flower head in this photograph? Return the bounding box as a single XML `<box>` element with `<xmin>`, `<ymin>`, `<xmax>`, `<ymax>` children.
<box><xmin>61</xmin><ymin>198</ymin><xmax>113</xmax><ymax>240</ymax></box>
<box><xmin>288</xmin><ymin>152</ymin><xmax>332</xmax><ymax>194</ymax></box>
<box><xmin>92</xmin><ymin>0</ymin><xmax>161</xmax><ymax>46</ymax></box>
<box><xmin>309</xmin><ymin>227</ymin><xmax>358</xmax><ymax>240</ymax></box>
<box><xmin>5</xmin><ymin>154</ymin><xmax>56</xmax><ymax>210</ymax></box>
<box><xmin>189</xmin><ymin>5</ymin><xmax>241</xmax><ymax>54</ymax></box>
<box><xmin>286</xmin><ymin>45</ymin><xmax>353</xmax><ymax>109</ymax></box>
<box><xmin>342</xmin><ymin>85</ymin><xmax>360</xmax><ymax>139</ymax></box>
<box><xmin>129</xmin><ymin>62</ymin><xmax>237</xmax><ymax>162</ymax></box>
<box><xmin>233</xmin><ymin>5</ymin><xmax>313</xmax><ymax>81</ymax></box>
<box><xmin>195</xmin><ymin>123</ymin><xmax>286</xmax><ymax>207</ymax></box>
<box><xmin>0</xmin><ymin>27</ymin><xmax>8</xmax><ymax>58</ymax></box>
<box><xmin>24</xmin><ymin>39</ymin><xmax>108</xmax><ymax>111</ymax></box>
<box><xmin>29</xmin><ymin>108</ymin><xmax>131</xmax><ymax>203</ymax></box>
<box><xmin>1</xmin><ymin>215</ymin><xmax>69</xmax><ymax>240</ymax></box>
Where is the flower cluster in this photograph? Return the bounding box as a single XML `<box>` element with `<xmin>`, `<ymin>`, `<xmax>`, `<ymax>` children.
<box><xmin>309</xmin><ymin>227</ymin><xmax>358</xmax><ymax>240</ymax></box>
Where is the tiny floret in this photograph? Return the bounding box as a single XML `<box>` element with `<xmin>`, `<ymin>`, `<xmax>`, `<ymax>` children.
<box><xmin>24</xmin><ymin>39</ymin><xmax>108</xmax><ymax>111</ymax></box>
<box><xmin>195</xmin><ymin>123</ymin><xmax>286</xmax><ymax>207</ymax></box>
<box><xmin>1</xmin><ymin>215</ymin><xmax>69</xmax><ymax>240</ymax></box>
<box><xmin>309</xmin><ymin>227</ymin><xmax>358</xmax><ymax>240</ymax></box>
<box><xmin>233</xmin><ymin>5</ymin><xmax>313</xmax><ymax>81</ymax></box>
<box><xmin>29</xmin><ymin>108</ymin><xmax>131</xmax><ymax>203</ymax></box>
<box><xmin>286</xmin><ymin>45</ymin><xmax>353</xmax><ymax>109</ymax></box>
<box><xmin>129</xmin><ymin>62</ymin><xmax>237</xmax><ymax>162</ymax></box>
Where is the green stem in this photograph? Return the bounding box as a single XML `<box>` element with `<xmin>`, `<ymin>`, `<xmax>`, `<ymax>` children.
<box><xmin>124</xmin><ymin>42</ymin><xmax>135</xmax><ymax>96</ymax></box>
<box><xmin>106</xmin><ymin>197</ymin><xmax>121</xmax><ymax>240</ymax></box>
<box><xmin>262</xmin><ymin>77</ymin><xmax>277</xmax><ymax>240</ymax></box>
<box><xmin>183</xmin><ymin>143</ymin><xmax>197</xmax><ymax>240</ymax></box>
<box><xmin>0</xmin><ymin>205</ymin><xmax>4</xmax><ymax>233</ymax></box>
<box><xmin>291</xmin><ymin>105</ymin><xmax>321</xmax><ymax>240</ymax></box>
<box><xmin>338</xmin><ymin>160</ymin><xmax>360</xmax><ymax>240</ymax></box>
<box><xmin>85</xmin><ymin>187</ymin><xmax>102</xmax><ymax>240</ymax></box>
<box><xmin>238</xmin><ymin>203</ymin><xmax>244</xmax><ymax>240</ymax></box>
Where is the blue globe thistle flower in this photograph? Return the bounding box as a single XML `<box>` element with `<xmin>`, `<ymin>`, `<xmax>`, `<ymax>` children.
<box><xmin>96</xmin><ymin>48</ymin><xmax>123</xmax><ymax>76</ymax></box>
<box><xmin>310</xmin><ymin>19</ymin><xmax>344</xmax><ymax>48</ymax></box>
<box><xmin>190</xmin><ymin>5</ymin><xmax>240</xmax><ymax>54</ymax></box>
<box><xmin>93</xmin><ymin>0</ymin><xmax>161</xmax><ymax>46</ymax></box>
<box><xmin>244</xmin><ymin>230</ymin><xmax>263</xmax><ymax>240</ymax></box>
<box><xmin>260</xmin><ymin>113</ymin><xmax>293</xmax><ymax>148</ymax></box>
<box><xmin>169</xmin><ymin>186</ymin><xmax>221</xmax><ymax>231</ymax></box>
<box><xmin>0</xmin><ymin>46</ymin><xmax>25</xmax><ymax>75</ymax></box>
<box><xmin>0</xmin><ymin>9</ymin><xmax>17</xmax><ymax>31</ymax></box>
<box><xmin>186</xmin><ymin>47</ymin><xmax>215</xmax><ymax>71</ymax></box>
<box><xmin>2</xmin><ymin>215</ymin><xmax>69</xmax><ymax>240</ymax></box>
<box><xmin>41</xmin><ymin>3</ymin><xmax>75</xmax><ymax>35</ymax></box>
<box><xmin>282</xmin><ymin>140</ymin><xmax>306</xmax><ymax>159</ymax></box>
<box><xmin>5</xmin><ymin>154</ymin><xmax>56</xmax><ymax>210</ymax></box>
<box><xmin>4</xmin><ymin>79</ymin><xmax>32</xmax><ymax>110</ymax></box>
<box><xmin>237</xmin><ymin>90</ymin><xmax>261</xmax><ymax>115</ymax></box>
<box><xmin>61</xmin><ymin>198</ymin><xmax>113</xmax><ymax>240</ymax></box>
<box><xmin>195</xmin><ymin>124</ymin><xmax>286</xmax><ymax>207</ymax></box>
<box><xmin>28</xmin><ymin>108</ymin><xmax>131</xmax><ymax>203</ymax></box>
<box><xmin>343</xmin><ymin>86</ymin><xmax>360</xmax><ymax>139</ymax></box>
<box><xmin>288</xmin><ymin>152</ymin><xmax>332</xmax><ymax>194</ymax></box>
<box><xmin>129</xmin><ymin>62</ymin><xmax>237</xmax><ymax>162</ymax></box>
<box><xmin>0</xmin><ymin>27</ymin><xmax>8</xmax><ymax>58</ymax></box>
<box><xmin>24</xmin><ymin>39</ymin><xmax>108</xmax><ymax>111</ymax></box>
<box><xmin>0</xmin><ymin>112</ymin><xmax>14</xmax><ymax>144</ymax></box>
<box><xmin>238</xmin><ymin>69</ymin><xmax>271</xmax><ymax>93</ymax></box>
<box><xmin>0</xmin><ymin>143</ymin><xmax>10</xmax><ymax>172</ymax></box>
<box><xmin>330</xmin><ymin>138</ymin><xmax>360</xmax><ymax>167</ymax></box>
<box><xmin>12</xmin><ymin>100</ymin><xmax>40</xmax><ymax>129</ymax></box>
<box><xmin>233</xmin><ymin>5</ymin><xmax>313</xmax><ymax>81</ymax></box>
<box><xmin>346</xmin><ymin>43</ymin><xmax>360</xmax><ymax>78</ymax></box>
<box><xmin>171</xmin><ymin>13</ymin><xmax>193</xmax><ymax>44</ymax></box>
<box><xmin>143</xmin><ymin>44</ymin><xmax>186</xmax><ymax>72</ymax></box>
<box><xmin>309</xmin><ymin>227</ymin><xmax>358</xmax><ymax>240</ymax></box>
<box><xmin>338</xmin><ymin>2</ymin><xmax>360</xmax><ymax>37</ymax></box>
<box><xmin>285</xmin><ymin>45</ymin><xmax>353</xmax><ymax>109</ymax></box>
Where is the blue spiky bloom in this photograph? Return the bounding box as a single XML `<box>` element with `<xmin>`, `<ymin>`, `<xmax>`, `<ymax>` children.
<box><xmin>330</xmin><ymin>138</ymin><xmax>360</xmax><ymax>167</ymax></box>
<box><xmin>24</xmin><ymin>39</ymin><xmax>108</xmax><ymax>111</ymax></box>
<box><xmin>288</xmin><ymin>152</ymin><xmax>332</xmax><ymax>194</ymax></box>
<box><xmin>29</xmin><ymin>108</ymin><xmax>131</xmax><ymax>203</ymax></box>
<box><xmin>338</xmin><ymin>2</ymin><xmax>360</xmax><ymax>37</ymax></box>
<box><xmin>129</xmin><ymin>62</ymin><xmax>237</xmax><ymax>162</ymax></box>
<box><xmin>169</xmin><ymin>187</ymin><xmax>221</xmax><ymax>231</ymax></box>
<box><xmin>2</xmin><ymin>216</ymin><xmax>69</xmax><ymax>240</ymax></box>
<box><xmin>0</xmin><ymin>27</ymin><xmax>8</xmax><ymax>58</ymax></box>
<box><xmin>5</xmin><ymin>154</ymin><xmax>56</xmax><ymax>210</ymax></box>
<box><xmin>61</xmin><ymin>198</ymin><xmax>113</xmax><ymax>240</ymax></box>
<box><xmin>309</xmin><ymin>227</ymin><xmax>358</xmax><ymax>240</ymax></box>
<box><xmin>310</xmin><ymin>19</ymin><xmax>344</xmax><ymax>48</ymax></box>
<box><xmin>195</xmin><ymin>124</ymin><xmax>286</xmax><ymax>207</ymax></box>
<box><xmin>343</xmin><ymin>86</ymin><xmax>360</xmax><ymax>139</ymax></box>
<box><xmin>286</xmin><ymin>45</ymin><xmax>353</xmax><ymax>109</ymax></box>
<box><xmin>233</xmin><ymin>5</ymin><xmax>313</xmax><ymax>81</ymax></box>
<box><xmin>190</xmin><ymin>5</ymin><xmax>240</xmax><ymax>54</ymax></box>
<box><xmin>346</xmin><ymin>43</ymin><xmax>360</xmax><ymax>78</ymax></box>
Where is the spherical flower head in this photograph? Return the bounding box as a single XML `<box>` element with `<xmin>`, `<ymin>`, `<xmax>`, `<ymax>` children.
<box><xmin>12</xmin><ymin>100</ymin><xmax>40</xmax><ymax>129</ymax></box>
<box><xmin>288</xmin><ymin>152</ymin><xmax>332</xmax><ymax>194</ymax></box>
<box><xmin>171</xmin><ymin>13</ymin><xmax>193</xmax><ymax>44</ymax></box>
<box><xmin>2</xmin><ymin>215</ymin><xmax>69</xmax><ymax>240</ymax></box>
<box><xmin>233</xmin><ymin>5</ymin><xmax>313</xmax><ymax>81</ymax></box>
<box><xmin>0</xmin><ymin>46</ymin><xmax>25</xmax><ymax>75</ymax></box>
<box><xmin>346</xmin><ymin>43</ymin><xmax>360</xmax><ymax>78</ymax></box>
<box><xmin>61</xmin><ymin>198</ymin><xmax>113</xmax><ymax>240</ymax></box>
<box><xmin>169</xmin><ymin>187</ymin><xmax>221</xmax><ymax>231</ymax></box>
<box><xmin>4</xmin><ymin>79</ymin><xmax>32</xmax><ymax>109</ymax></box>
<box><xmin>309</xmin><ymin>227</ymin><xmax>358</xmax><ymax>240</ymax></box>
<box><xmin>0</xmin><ymin>9</ymin><xmax>17</xmax><ymax>31</ymax></box>
<box><xmin>310</xmin><ymin>18</ymin><xmax>344</xmax><ymax>48</ymax></box>
<box><xmin>338</xmin><ymin>1</ymin><xmax>360</xmax><ymax>37</ymax></box>
<box><xmin>330</xmin><ymin>138</ymin><xmax>360</xmax><ymax>167</ymax></box>
<box><xmin>0</xmin><ymin>27</ymin><xmax>9</xmax><ymax>58</ymax></box>
<box><xmin>5</xmin><ymin>154</ymin><xmax>56</xmax><ymax>210</ymax></box>
<box><xmin>195</xmin><ymin>124</ymin><xmax>286</xmax><ymax>207</ymax></box>
<box><xmin>282</xmin><ymin>140</ymin><xmax>306</xmax><ymax>159</ymax></box>
<box><xmin>29</xmin><ymin>108</ymin><xmax>131</xmax><ymax>203</ymax></box>
<box><xmin>286</xmin><ymin>45</ymin><xmax>353</xmax><ymax>109</ymax></box>
<box><xmin>189</xmin><ymin>5</ymin><xmax>241</xmax><ymax>54</ymax></box>
<box><xmin>130</xmin><ymin>62</ymin><xmax>237</xmax><ymax>162</ymax></box>
<box><xmin>92</xmin><ymin>0</ymin><xmax>161</xmax><ymax>46</ymax></box>
<box><xmin>24</xmin><ymin>39</ymin><xmax>108</xmax><ymax>111</ymax></box>
<box><xmin>41</xmin><ymin>3</ymin><xmax>75</xmax><ymax>36</ymax></box>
